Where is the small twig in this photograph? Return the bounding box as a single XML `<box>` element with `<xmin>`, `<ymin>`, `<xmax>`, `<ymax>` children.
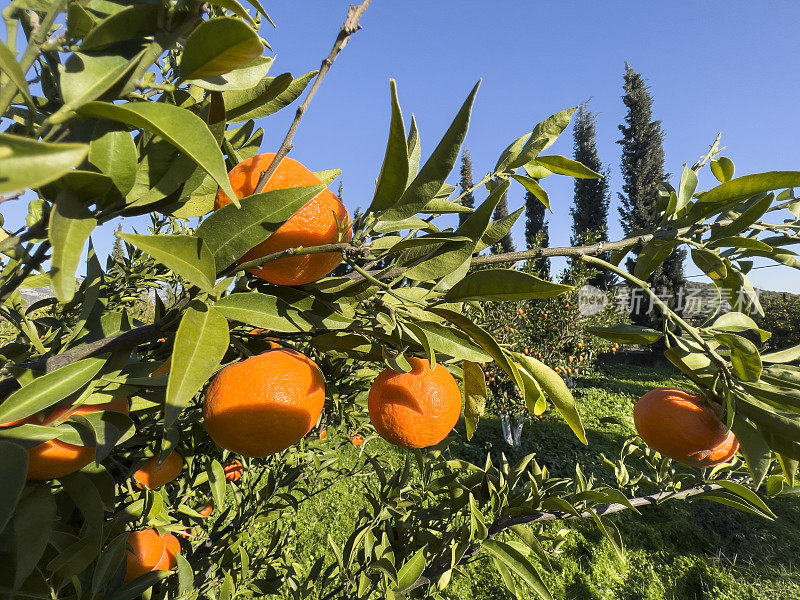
<box><xmin>253</xmin><ymin>0</ymin><xmax>372</xmax><ymax>194</ymax></box>
<box><xmin>220</xmin><ymin>241</ymin><xmax>369</xmax><ymax>276</ymax></box>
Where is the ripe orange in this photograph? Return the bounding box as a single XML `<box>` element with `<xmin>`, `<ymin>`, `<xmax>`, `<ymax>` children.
<box><xmin>223</xmin><ymin>459</ymin><xmax>244</xmax><ymax>482</ymax></box>
<box><xmin>319</xmin><ymin>428</ymin><xmax>328</xmax><ymax>441</ymax></box>
<box><xmin>350</xmin><ymin>433</ymin><xmax>364</xmax><ymax>447</ymax></box>
<box><xmin>27</xmin><ymin>399</ymin><xmax>129</xmax><ymax>481</ymax></box>
<box><xmin>133</xmin><ymin>451</ymin><xmax>184</xmax><ymax>489</ymax></box>
<box><xmin>368</xmin><ymin>358</ymin><xmax>462</xmax><ymax>449</ymax></box>
<box><xmin>214</xmin><ymin>153</ymin><xmax>353</xmax><ymax>286</ymax></box>
<box><xmin>203</xmin><ymin>349</ymin><xmax>325</xmax><ymax>457</ymax></box>
<box><xmin>124</xmin><ymin>529</ymin><xmax>181</xmax><ymax>582</ymax></box>
<box><xmin>634</xmin><ymin>388</ymin><xmax>740</xmax><ymax>468</ymax></box>
<box><xmin>198</xmin><ymin>504</ymin><xmax>214</xmax><ymax>518</ymax></box>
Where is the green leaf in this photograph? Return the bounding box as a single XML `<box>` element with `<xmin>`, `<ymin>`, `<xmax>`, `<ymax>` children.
<box><xmin>196</xmin><ymin>185</ymin><xmax>323</xmax><ymax>271</ymax></box>
<box><xmin>396</xmin><ymin>547</ymin><xmax>427</xmax><ymax>592</ymax></box>
<box><xmin>406</xmin><ymin>115</ymin><xmax>421</xmax><ymax>185</ymax></box>
<box><xmin>49</xmin><ymin>193</ymin><xmax>97</xmax><ymax>303</ymax></box>
<box><xmin>587</xmin><ymin>324</ymin><xmax>663</xmax><ymax>344</ymax></box>
<box><xmin>509</xmin><ymin>174</ymin><xmax>551</xmax><ymax>211</ymax></box>
<box><xmin>691</xmin><ymin>248</ymin><xmax>727</xmax><ymax>281</ymax></box>
<box><xmin>711</xmin><ymin>193</ymin><xmax>773</xmax><ymax>240</ymax></box>
<box><xmin>89</xmin><ymin>123</ymin><xmax>137</xmax><ymax>196</ymax></box>
<box><xmin>180</xmin><ymin>17</ymin><xmax>264</xmax><ymax>80</ymax></box>
<box><xmin>533</xmin><ymin>154</ymin><xmax>602</xmax><ymax>179</ymax></box>
<box><xmin>591</xmin><ymin>513</ymin><xmax>624</xmax><ymax>560</ymax></box>
<box><xmin>714</xmin><ymin>333</ymin><xmax>762</xmax><ymax>382</ymax></box>
<box><xmin>495</xmin><ymin>108</ymin><xmax>576</xmax><ymax>172</ymax></box>
<box><xmin>176</xmin><ymin>553</ymin><xmax>194</xmax><ymax>596</ymax></box>
<box><xmin>715</xmin><ymin>480</ymin><xmax>776</xmax><ymax>519</ymax></box>
<box><xmin>50</xmin><ymin>52</ymin><xmax>139</xmax><ymax>123</ymax></box>
<box><xmin>710</xmin><ymin>157</ymin><xmax>735</xmax><ymax>183</ymax></box>
<box><xmin>208</xmin><ymin>459</ymin><xmax>227</xmax><ymax>508</ymax></box>
<box><xmin>404</xmin><ymin>180</ymin><xmax>509</xmax><ymax>281</ymax></box>
<box><xmin>429</xmin><ymin>307</ymin><xmax>522</xmax><ymax>390</ymax></box>
<box><xmin>214</xmin><ymin>290</ymin><xmax>352</xmax><ymax>332</ymax></box>
<box><xmin>0</xmin><ymin>441</ymin><xmax>27</xmax><ymax>534</ymax></box>
<box><xmin>91</xmin><ymin>533</ymin><xmax>127</xmax><ymax>597</ymax></box>
<box><xmin>634</xmin><ymin>239</ymin><xmax>678</xmax><ymax>281</ymax></box>
<box><xmin>165</xmin><ymin>303</ymin><xmax>229</xmax><ymax>429</ymax></box>
<box><xmin>80</xmin><ymin>5</ymin><xmax>159</xmax><ymax>51</ymax></box>
<box><xmin>0</xmin><ymin>40</ymin><xmax>34</xmax><ymax>108</ymax></box>
<box><xmin>186</xmin><ymin>55</ymin><xmax>272</xmax><ymax>91</ymax></box>
<box><xmin>444</xmin><ymin>269</ymin><xmax>572</xmax><ymax>302</ymax></box>
<box><xmin>382</xmin><ymin>81</ymin><xmax>480</xmax><ymax>221</ymax></box>
<box><xmin>762</xmin><ymin>344</ymin><xmax>800</xmax><ymax>364</ymax></box>
<box><xmin>677</xmin><ymin>165</ymin><xmax>699</xmax><ymax>210</ymax></box>
<box><xmin>712</xmin><ymin>311</ymin><xmax>770</xmax><ymax>343</ymax></box>
<box><xmin>731</xmin><ymin>414</ymin><xmax>771</xmax><ymax>488</ymax></box>
<box><xmin>207</xmin><ymin>0</ymin><xmax>256</xmax><ymax>24</ymax></box>
<box><xmin>482</xmin><ymin>540</ymin><xmax>553</xmax><ymax>600</ymax></box>
<box><xmin>13</xmin><ymin>485</ymin><xmax>56</xmax><ymax>588</ymax></box>
<box><xmin>0</xmin><ymin>357</ymin><xmax>106</xmax><ymax>424</ymax></box>
<box><xmin>515</xmin><ymin>354</ymin><xmax>587</xmax><ymax>444</ymax></box>
<box><xmin>477</xmin><ymin>207</ymin><xmax>524</xmax><ymax>252</ymax></box>
<box><xmin>706</xmin><ymin>236</ymin><xmax>773</xmax><ymax>252</ymax></box>
<box><xmin>698</xmin><ymin>171</ymin><xmax>800</xmax><ymax>205</ymax></box>
<box><xmin>463</xmin><ymin>360</ymin><xmax>486</xmax><ymax>440</ymax></box>
<box><xmin>77</xmin><ymin>101</ymin><xmax>237</xmax><ymax>203</ymax></box>
<box><xmin>119</xmin><ymin>234</ymin><xmax>216</xmax><ymax>293</ymax></box>
<box><xmin>0</xmin><ymin>133</ymin><xmax>89</xmax><ymax>195</ymax></box>
<box><xmin>223</xmin><ymin>71</ymin><xmax>316</xmax><ymax>123</ymax></box>
<box><xmin>369</xmin><ymin>79</ymin><xmax>409</xmax><ymax>215</ymax></box>
<box><xmin>411</xmin><ymin>321</ymin><xmax>491</xmax><ymax>363</ymax></box>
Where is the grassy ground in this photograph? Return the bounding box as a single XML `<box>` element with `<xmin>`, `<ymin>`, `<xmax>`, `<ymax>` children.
<box><xmin>291</xmin><ymin>364</ymin><xmax>800</xmax><ymax>599</ymax></box>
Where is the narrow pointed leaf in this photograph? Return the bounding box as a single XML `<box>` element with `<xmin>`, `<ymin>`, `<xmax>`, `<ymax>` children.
<box><xmin>165</xmin><ymin>303</ymin><xmax>229</xmax><ymax>429</ymax></box>
<box><xmin>49</xmin><ymin>193</ymin><xmax>97</xmax><ymax>303</ymax></box>
<box><xmin>698</xmin><ymin>171</ymin><xmax>800</xmax><ymax>205</ymax></box>
<box><xmin>444</xmin><ymin>269</ymin><xmax>572</xmax><ymax>302</ymax></box>
<box><xmin>396</xmin><ymin>547</ymin><xmax>427</xmax><ymax>592</ymax></box>
<box><xmin>0</xmin><ymin>134</ymin><xmax>89</xmax><ymax>195</ymax></box>
<box><xmin>369</xmin><ymin>79</ymin><xmax>409</xmax><ymax>214</ymax></box>
<box><xmin>0</xmin><ymin>441</ymin><xmax>27</xmax><ymax>534</ymax></box>
<box><xmin>119</xmin><ymin>234</ymin><xmax>216</xmax><ymax>293</ymax></box>
<box><xmin>77</xmin><ymin>101</ymin><xmax>237</xmax><ymax>202</ymax></box>
<box><xmin>214</xmin><ymin>290</ymin><xmax>352</xmax><ymax>332</ymax></box>
<box><xmin>533</xmin><ymin>154</ymin><xmax>602</xmax><ymax>179</ymax></box>
<box><xmin>179</xmin><ymin>17</ymin><xmax>264</xmax><ymax>80</ymax></box>
<box><xmin>0</xmin><ymin>41</ymin><xmax>34</xmax><ymax>107</ymax></box>
<box><xmin>482</xmin><ymin>540</ymin><xmax>553</xmax><ymax>600</ymax></box>
<box><xmin>197</xmin><ymin>185</ymin><xmax>323</xmax><ymax>271</ymax></box>
<box><xmin>463</xmin><ymin>360</ymin><xmax>486</xmax><ymax>440</ymax></box>
<box><xmin>382</xmin><ymin>81</ymin><xmax>480</xmax><ymax>221</ymax></box>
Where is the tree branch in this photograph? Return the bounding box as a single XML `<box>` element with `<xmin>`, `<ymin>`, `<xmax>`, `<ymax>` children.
<box><xmin>252</xmin><ymin>0</ymin><xmax>372</xmax><ymax>194</ymax></box>
<box><xmin>402</xmin><ymin>481</ymin><xmax>726</xmax><ymax>594</ymax></box>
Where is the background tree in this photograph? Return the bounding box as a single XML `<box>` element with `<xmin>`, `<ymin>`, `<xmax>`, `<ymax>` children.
<box><xmin>571</xmin><ymin>103</ymin><xmax>613</xmax><ymax>288</ymax></box>
<box><xmin>525</xmin><ymin>191</ymin><xmax>550</xmax><ymax>278</ymax></box>
<box><xmin>617</xmin><ymin>62</ymin><xmax>685</xmax><ymax>326</ymax></box>
<box><xmin>491</xmin><ymin>190</ymin><xmax>516</xmax><ymax>253</ymax></box>
<box><xmin>459</xmin><ymin>150</ymin><xmax>476</xmax><ymax>227</ymax></box>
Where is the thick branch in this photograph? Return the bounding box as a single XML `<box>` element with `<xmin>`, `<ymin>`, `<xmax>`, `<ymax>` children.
<box><xmin>253</xmin><ymin>0</ymin><xmax>372</xmax><ymax>194</ymax></box>
<box><xmin>403</xmin><ymin>482</ymin><xmax>724</xmax><ymax>594</ymax></box>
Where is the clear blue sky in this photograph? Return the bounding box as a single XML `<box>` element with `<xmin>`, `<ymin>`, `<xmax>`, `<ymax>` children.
<box><xmin>4</xmin><ymin>1</ymin><xmax>799</xmax><ymax>292</ymax></box>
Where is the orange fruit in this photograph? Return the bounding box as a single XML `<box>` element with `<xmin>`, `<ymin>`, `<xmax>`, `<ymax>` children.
<box><xmin>350</xmin><ymin>434</ymin><xmax>364</xmax><ymax>447</ymax></box>
<box><xmin>319</xmin><ymin>428</ymin><xmax>328</xmax><ymax>441</ymax></box>
<box><xmin>133</xmin><ymin>451</ymin><xmax>184</xmax><ymax>489</ymax></box>
<box><xmin>27</xmin><ymin>399</ymin><xmax>129</xmax><ymax>481</ymax></box>
<box><xmin>198</xmin><ymin>504</ymin><xmax>214</xmax><ymax>518</ymax></box>
<box><xmin>203</xmin><ymin>349</ymin><xmax>325</xmax><ymax>457</ymax></box>
<box><xmin>634</xmin><ymin>388</ymin><xmax>740</xmax><ymax>468</ymax></box>
<box><xmin>214</xmin><ymin>153</ymin><xmax>353</xmax><ymax>286</ymax></box>
<box><xmin>223</xmin><ymin>459</ymin><xmax>244</xmax><ymax>482</ymax></box>
<box><xmin>368</xmin><ymin>358</ymin><xmax>461</xmax><ymax>449</ymax></box>
<box><xmin>125</xmin><ymin>529</ymin><xmax>181</xmax><ymax>582</ymax></box>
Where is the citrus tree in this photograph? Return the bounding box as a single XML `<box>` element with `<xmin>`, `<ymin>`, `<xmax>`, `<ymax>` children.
<box><xmin>2</xmin><ymin>2</ymin><xmax>800</xmax><ymax>599</ymax></box>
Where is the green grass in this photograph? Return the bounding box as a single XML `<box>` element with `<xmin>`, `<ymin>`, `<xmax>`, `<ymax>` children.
<box><xmin>289</xmin><ymin>364</ymin><xmax>800</xmax><ymax>599</ymax></box>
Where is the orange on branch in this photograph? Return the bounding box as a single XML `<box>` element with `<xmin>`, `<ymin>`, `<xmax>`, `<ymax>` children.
<box><xmin>133</xmin><ymin>451</ymin><xmax>184</xmax><ymax>489</ymax></box>
<box><xmin>124</xmin><ymin>529</ymin><xmax>181</xmax><ymax>582</ymax></box>
<box><xmin>223</xmin><ymin>459</ymin><xmax>244</xmax><ymax>482</ymax></box>
<box><xmin>203</xmin><ymin>349</ymin><xmax>325</xmax><ymax>457</ymax></box>
<box><xmin>368</xmin><ymin>358</ymin><xmax>462</xmax><ymax>449</ymax></box>
<box><xmin>634</xmin><ymin>388</ymin><xmax>739</xmax><ymax>468</ymax></box>
<box><xmin>27</xmin><ymin>399</ymin><xmax>129</xmax><ymax>481</ymax></box>
<box><xmin>214</xmin><ymin>153</ymin><xmax>353</xmax><ymax>286</ymax></box>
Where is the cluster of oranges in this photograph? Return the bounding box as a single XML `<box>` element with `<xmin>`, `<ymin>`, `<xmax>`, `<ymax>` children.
<box><xmin>3</xmin><ymin>155</ymin><xmax>743</xmax><ymax>583</ymax></box>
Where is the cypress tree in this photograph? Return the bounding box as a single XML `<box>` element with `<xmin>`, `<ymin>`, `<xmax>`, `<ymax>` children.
<box><xmin>571</xmin><ymin>103</ymin><xmax>612</xmax><ymax>288</ymax></box>
<box><xmin>459</xmin><ymin>150</ymin><xmax>475</xmax><ymax>228</ymax></box>
<box><xmin>617</xmin><ymin>62</ymin><xmax>685</xmax><ymax>326</ymax></box>
<box><xmin>491</xmin><ymin>190</ymin><xmax>516</xmax><ymax>254</ymax></box>
<box><xmin>524</xmin><ymin>191</ymin><xmax>550</xmax><ymax>279</ymax></box>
